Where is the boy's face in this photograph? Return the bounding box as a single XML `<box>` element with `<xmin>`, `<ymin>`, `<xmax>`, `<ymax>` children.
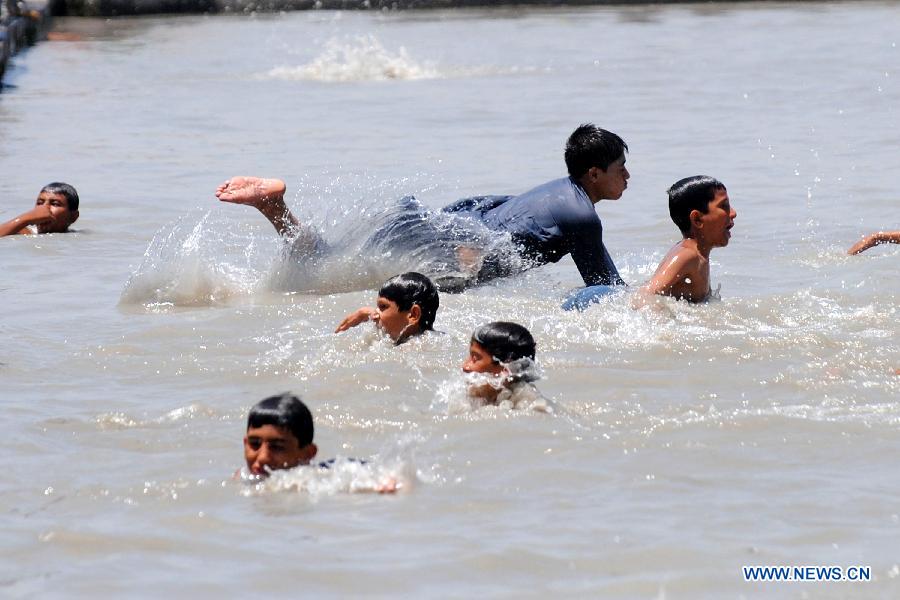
<box><xmin>244</xmin><ymin>424</ymin><xmax>316</xmax><ymax>476</ymax></box>
<box><xmin>462</xmin><ymin>341</ymin><xmax>506</xmax><ymax>402</ymax></box>
<box><xmin>35</xmin><ymin>192</ymin><xmax>78</xmax><ymax>234</ymax></box>
<box><xmin>588</xmin><ymin>156</ymin><xmax>630</xmax><ymax>201</ymax></box>
<box><xmin>373</xmin><ymin>296</ymin><xmax>419</xmax><ymax>342</ymax></box>
<box><xmin>699</xmin><ymin>189</ymin><xmax>736</xmax><ymax>247</ymax></box>
<box><xmin>462</xmin><ymin>341</ymin><xmax>504</xmax><ymax>376</ymax></box>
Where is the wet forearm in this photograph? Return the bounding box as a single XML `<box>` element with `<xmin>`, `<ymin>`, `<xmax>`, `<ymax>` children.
<box><xmin>0</xmin><ymin>213</ymin><xmax>37</xmax><ymax>237</ymax></box>
<box><xmin>849</xmin><ymin>230</ymin><xmax>900</xmax><ymax>254</ymax></box>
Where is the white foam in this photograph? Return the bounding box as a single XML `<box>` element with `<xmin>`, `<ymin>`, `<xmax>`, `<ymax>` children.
<box><xmin>239</xmin><ymin>456</ymin><xmax>416</xmax><ymax>497</ymax></box>
<box><xmin>261</xmin><ymin>35</ymin><xmax>547</xmax><ymax>83</ymax></box>
<box><xmin>264</xmin><ymin>35</ymin><xmax>439</xmax><ymax>83</ymax></box>
<box><xmin>120</xmin><ymin>212</ymin><xmax>277</xmax><ymax>308</ymax></box>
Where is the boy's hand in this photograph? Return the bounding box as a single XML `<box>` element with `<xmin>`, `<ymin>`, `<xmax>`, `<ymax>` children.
<box><xmin>24</xmin><ymin>204</ymin><xmax>54</xmax><ymax>224</ymax></box>
<box><xmin>335</xmin><ymin>307</ymin><xmax>377</xmax><ymax>333</ymax></box>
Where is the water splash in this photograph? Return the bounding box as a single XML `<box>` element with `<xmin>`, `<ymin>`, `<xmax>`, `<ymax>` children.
<box><xmin>264</xmin><ymin>35</ymin><xmax>439</xmax><ymax>82</ymax></box>
<box><xmin>121</xmin><ymin>174</ymin><xmax>519</xmax><ymax>305</ymax></box>
<box><xmin>261</xmin><ymin>34</ymin><xmax>547</xmax><ymax>83</ymax></box>
<box><xmin>239</xmin><ymin>455</ymin><xmax>416</xmax><ymax>497</ymax></box>
<box><xmin>119</xmin><ymin>212</ymin><xmax>278</xmax><ymax>308</ymax></box>
<box><xmin>433</xmin><ymin>375</ymin><xmax>554</xmax><ymax>415</ymax></box>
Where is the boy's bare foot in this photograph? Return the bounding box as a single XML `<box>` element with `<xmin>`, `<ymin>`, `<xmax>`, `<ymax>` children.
<box><xmin>216</xmin><ymin>177</ymin><xmax>286</xmax><ymax>207</ymax></box>
<box><xmin>216</xmin><ymin>176</ymin><xmax>299</xmax><ymax>237</ymax></box>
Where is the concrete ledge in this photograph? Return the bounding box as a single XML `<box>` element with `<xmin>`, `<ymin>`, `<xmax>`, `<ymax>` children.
<box><xmin>0</xmin><ymin>0</ymin><xmax>52</xmax><ymax>87</ymax></box>
<box><xmin>63</xmin><ymin>0</ymin><xmax>719</xmax><ymax>17</ymax></box>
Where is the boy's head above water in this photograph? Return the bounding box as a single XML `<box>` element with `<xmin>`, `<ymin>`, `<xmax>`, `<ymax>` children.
<box><xmin>36</xmin><ymin>182</ymin><xmax>80</xmax><ymax>234</ymax></box>
<box><xmin>668</xmin><ymin>176</ymin><xmax>736</xmax><ymax>247</ymax></box>
<box><xmin>463</xmin><ymin>322</ymin><xmax>538</xmax><ymax>402</ymax></box>
<box><xmin>564</xmin><ymin>123</ymin><xmax>630</xmax><ymax>202</ymax></box>
<box><xmin>244</xmin><ymin>393</ymin><xmax>317</xmax><ymax>477</ymax></box>
<box><xmin>376</xmin><ymin>272</ymin><xmax>439</xmax><ymax>343</ymax></box>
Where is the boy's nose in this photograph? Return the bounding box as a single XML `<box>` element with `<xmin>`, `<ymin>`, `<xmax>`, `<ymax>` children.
<box><xmin>624</xmin><ymin>168</ymin><xmax>630</xmax><ymax>180</ymax></box>
<box><xmin>255</xmin><ymin>446</ymin><xmax>272</xmax><ymax>467</ymax></box>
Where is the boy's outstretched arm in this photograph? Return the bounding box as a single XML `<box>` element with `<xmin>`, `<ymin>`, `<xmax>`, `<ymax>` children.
<box><xmin>0</xmin><ymin>205</ymin><xmax>53</xmax><ymax>237</ymax></box>
<box><xmin>216</xmin><ymin>177</ymin><xmax>298</xmax><ymax>237</ymax></box>
<box><xmin>335</xmin><ymin>307</ymin><xmax>377</xmax><ymax>333</ymax></box>
<box><xmin>848</xmin><ymin>231</ymin><xmax>900</xmax><ymax>255</ymax></box>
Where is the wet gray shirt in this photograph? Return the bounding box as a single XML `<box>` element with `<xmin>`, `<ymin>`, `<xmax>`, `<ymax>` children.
<box><xmin>442</xmin><ymin>177</ymin><xmax>624</xmax><ymax>286</ymax></box>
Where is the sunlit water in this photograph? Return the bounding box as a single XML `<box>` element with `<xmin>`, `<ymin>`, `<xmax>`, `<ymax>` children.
<box><xmin>1</xmin><ymin>3</ymin><xmax>898</xmax><ymax>597</ymax></box>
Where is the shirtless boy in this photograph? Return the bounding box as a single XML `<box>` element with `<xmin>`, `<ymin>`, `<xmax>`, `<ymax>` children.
<box><xmin>0</xmin><ymin>182</ymin><xmax>80</xmax><ymax>237</ymax></box>
<box><xmin>335</xmin><ymin>272</ymin><xmax>440</xmax><ymax>345</ymax></box>
<box><xmin>639</xmin><ymin>176</ymin><xmax>736</xmax><ymax>303</ymax></box>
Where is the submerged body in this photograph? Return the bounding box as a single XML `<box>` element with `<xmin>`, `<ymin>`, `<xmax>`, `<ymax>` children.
<box><xmin>0</xmin><ymin>183</ymin><xmax>80</xmax><ymax>237</ymax></box>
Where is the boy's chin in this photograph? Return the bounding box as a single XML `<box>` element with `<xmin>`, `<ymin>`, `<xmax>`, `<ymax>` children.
<box><xmin>38</xmin><ymin>223</ymin><xmax>67</xmax><ymax>234</ymax></box>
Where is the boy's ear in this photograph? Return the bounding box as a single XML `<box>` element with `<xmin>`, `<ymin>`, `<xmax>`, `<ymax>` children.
<box><xmin>68</xmin><ymin>210</ymin><xmax>79</xmax><ymax>226</ymax></box>
<box><xmin>407</xmin><ymin>304</ymin><xmax>422</xmax><ymax>325</ymax></box>
<box><xmin>301</xmin><ymin>443</ymin><xmax>318</xmax><ymax>462</ymax></box>
<box><xmin>689</xmin><ymin>209</ymin><xmax>704</xmax><ymax>230</ymax></box>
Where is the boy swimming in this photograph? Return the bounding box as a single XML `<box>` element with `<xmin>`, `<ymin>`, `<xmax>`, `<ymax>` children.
<box><xmin>639</xmin><ymin>176</ymin><xmax>736</xmax><ymax>303</ymax></box>
<box><xmin>462</xmin><ymin>321</ymin><xmax>550</xmax><ymax>412</ymax></box>
<box><xmin>215</xmin><ymin>124</ymin><xmax>630</xmax><ymax>291</ymax></box>
<box><xmin>242</xmin><ymin>393</ymin><xmax>400</xmax><ymax>493</ymax></box>
<box><xmin>244</xmin><ymin>393</ymin><xmax>318</xmax><ymax>477</ymax></box>
<box><xmin>0</xmin><ymin>182</ymin><xmax>80</xmax><ymax>237</ymax></box>
<box><xmin>335</xmin><ymin>272</ymin><xmax>440</xmax><ymax>344</ymax></box>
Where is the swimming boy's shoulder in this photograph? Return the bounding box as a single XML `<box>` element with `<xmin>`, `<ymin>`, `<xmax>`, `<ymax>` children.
<box><xmin>665</xmin><ymin>239</ymin><xmax>707</xmax><ymax>270</ymax></box>
<box><xmin>513</xmin><ymin>177</ymin><xmax>589</xmax><ymax>205</ymax></box>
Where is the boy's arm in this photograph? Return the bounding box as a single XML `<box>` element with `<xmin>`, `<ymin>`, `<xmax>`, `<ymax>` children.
<box><xmin>848</xmin><ymin>231</ymin><xmax>900</xmax><ymax>255</ymax></box>
<box><xmin>335</xmin><ymin>307</ymin><xmax>377</xmax><ymax>333</ymax></box>
<box><xmin>566</xmin><ymin>219</ymin><xmax>626</xmax><ymax>286</ymax></box>
<box><xmin>216</xmin><ymin>177</ymin><xmax>298</xmax><ymax>237</ymax></box>
<box><xmin>0</xmin><ymin>205</ymin><xmax>53</xmax><ymax>237</ymax></box>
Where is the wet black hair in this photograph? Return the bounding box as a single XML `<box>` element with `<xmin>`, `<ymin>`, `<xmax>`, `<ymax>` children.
<box><xmin>471</xmin><ymin>321</ymin><xmax>536</xmax><ymax>364</ymax></box>
<box><xmin>378</xmin><ymin>271</ymin><xmax>440</xmax><ymax>331</ymax></box>
<box><xmin>668</xmin><ymin>176</ymin><xmax>727</xmax><ymax>235</ymax></box>
<box><xmin>247</xmin><ymin>393</ymin><xmax>314</xmax><ymax>448</ymax></box>
<box><xmin>564</xmin><ymin>124</ymin><xmax>629</xmax><ymax>179</ymax></box>
<box><xmin>40</xmin><ymin>182</ymin><xmax>79</xmax><ymax>212</ymax></box>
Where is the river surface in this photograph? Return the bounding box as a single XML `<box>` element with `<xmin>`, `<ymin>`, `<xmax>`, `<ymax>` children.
<box><xmin>1</xmin><ymin>2</ymin><xmax>898</xmax><ymax>598</ymax></box>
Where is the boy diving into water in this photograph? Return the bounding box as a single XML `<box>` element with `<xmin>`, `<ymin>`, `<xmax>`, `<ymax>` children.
<box><xmin>215</xmin><ymin>124</ymin><xmax>630</xmax><ymax>291</ymax></box>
